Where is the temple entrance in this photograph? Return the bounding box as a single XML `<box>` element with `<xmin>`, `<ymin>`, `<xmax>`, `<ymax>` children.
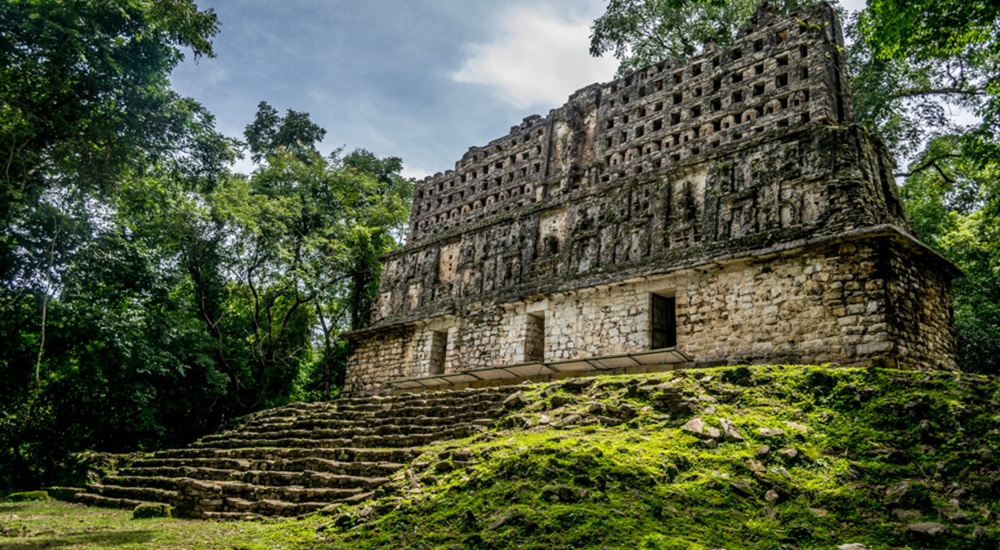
<box><xmin>650</xmin><ymin>293</ymin><xmax>677</xmax><ymax>349</ymax></box>
<box><xmin>525</xmin><ymin>312</ymin><xmax>545</xmax><ymax>362</ymax></box>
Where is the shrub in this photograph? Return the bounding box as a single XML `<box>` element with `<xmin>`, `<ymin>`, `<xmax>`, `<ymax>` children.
<box><xmin>132</xmin><ymin>503</ymin><xmax>171</xmax><ymax>519</ymax></box>
<box><xmin>7</xmin><ymin>491</ymin><xmax>48</xmax><ymax>502</ymax></box>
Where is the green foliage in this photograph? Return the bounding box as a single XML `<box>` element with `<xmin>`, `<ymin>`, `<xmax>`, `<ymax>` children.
<box><xmin>856</xmin><ymin>0</ymin><xmax>1000</xmax><ymax>164</ymax></box>
<box><xmin>132</xmin><ymin>503</ymin><xmax>171</xmax><ymax>520</ymax></box>
<box><xmin>900</xmin><ymin>136</ymin><xmax>1000</xmax><ymax>374</ymax></box>
<box><xmin>7</xmin><ymin>491</ymin><xmax>47</xmax><ymax>502</ymax></box>
<box><xmin>0</xmin><ymin>0</ymin><xmax>410</xmax><ymax>493</ymax></box>
<box><xmin>1</xmin><ymin>366</ymin><xmax>998</xmax><ymax>548</ymax></box>
<box><xmin>244</xmin><ymin>101</ymin><xmax>328</xmax><ymax>164</ymax></box>
<box><xmin>0</xmin><ymin>0</ymin><xmax>222</xmax><ymax>224</ymax></box>
<box><xmin>589</xmin><ymin>0</ymin><xmax>821</xmax><ymax>76</ymax></box>
<box><xmin>0</xmin><ymin>498</ymin><xmax>325</xmax><ymax>548</ymax></box>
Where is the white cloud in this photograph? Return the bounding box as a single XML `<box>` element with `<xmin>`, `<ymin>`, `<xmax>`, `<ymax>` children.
<box><xmin>452</xmin><ymin>6</ymin><xmax>618</xmax><ymax>109</ymax></box>
<box><xmin>401</xmin><ymin>165</ymin><xmax>433</xmax><ymax>181</ymax></box>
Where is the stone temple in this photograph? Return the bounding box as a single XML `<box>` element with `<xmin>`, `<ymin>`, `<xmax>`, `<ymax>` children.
<box><xmin>344</xmin><ymin>2</ymin><xmax>959</xmax><ymax>395</ymax></box>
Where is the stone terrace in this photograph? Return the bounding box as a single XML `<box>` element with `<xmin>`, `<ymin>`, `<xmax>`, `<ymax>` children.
<box><xmin>75</xmin><ymin>386</ymin><xmax>520</xmax><ymax>519</ymax></box>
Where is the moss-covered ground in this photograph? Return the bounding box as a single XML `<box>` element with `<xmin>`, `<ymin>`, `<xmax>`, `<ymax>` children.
<box><xmin>0</xmin><ymin>499</ymin><xmax>325</xmax><ymax>548</ymax></box>
<box><xmin>3</xmin><ymin>365</ymin><xmax>998</xmax><ymax>549</ymax></box>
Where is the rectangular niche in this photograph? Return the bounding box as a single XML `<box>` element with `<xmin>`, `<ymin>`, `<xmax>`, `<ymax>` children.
<box><xmin>537</xmin><ymin>208</ymin><xmax>567</xmax><ymax>256</ymax></box>
<box><xmin>650</xmin><ymin>293</ymin><xmax>677</xmax><ymax>349</ymax></box>
<box><xmin>525</xmin><ymin>312</ymin><xmax>545</xmax><ymax>362</ymax></box>
<box><xmin>429</xmin><ymin>329</ymin><xmax>449</xmax><ymax>375</ymax></box>
<box><xmin>438</xmin><ymin>240</ymin><xmax>461</xmax><ymax>283</ymax></box>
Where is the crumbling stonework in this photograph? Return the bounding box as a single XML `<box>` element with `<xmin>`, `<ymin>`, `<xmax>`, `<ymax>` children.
<box><xmin>345</xmin><ymin>3</ymin><xmax>959</xmax><ymax>394</ymax></box>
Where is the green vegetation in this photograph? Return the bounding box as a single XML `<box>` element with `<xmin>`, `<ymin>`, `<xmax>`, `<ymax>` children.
<box><xmin>2</xmin><ymin>366</ymin><xmax>997</xmax><ymax>549</ymax></box>
<box><xmin>323</xmin><ymin>366</ymin><xmax>999</xmax><ymax>549</ymax></box>
<box><xmin>0</xmin><ymin>499</ymin><xmax>325</xmax><ymax>548</ymax></box>
<box><xmin>132</xmin><ymin>503</ymin><xmax>172</xmax><ymax>520</ymax></box>
<box><xmin>1</xmin><ymin>4</ymin><xmax>999</xmax><ymax>548</ymax></box>
<box><xmin>590</xmin><ymin>0</ymin><xmax>818</xmax><ymax>76</ymax></box>
<box><xmin>0</xmin><ymin>0</ymin><xmax>411</xmax><ymax>493</ymax></box>
<box><xmin>5</xmin><ymin>491</ymin><xmax>47</xmax><ymax>502</ymax></box>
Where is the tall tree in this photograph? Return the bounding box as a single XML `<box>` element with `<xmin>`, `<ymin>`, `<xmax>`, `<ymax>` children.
<box><xmin>0</xmin><ymin>0</ymin><xmax>221</xmax><ymax>224</ymax></box>
<box><xmin>857</xmin><ymin>0</ymin><xmax>1000</xmax><ymax>164</ymax></box>
<box><xmin>244</xmin><ymin>101</ymin><xmax>328</xmax><ymax>164</ymax></box>
<box><xmin>898</xmin><ymin>135</ymin><xmax>1000</xmax><ymax>374</ymax></box>
<box><xmin>0</xmin><ymin>0</ymin><xmax>233</xmax><ymax>490</ymax></box>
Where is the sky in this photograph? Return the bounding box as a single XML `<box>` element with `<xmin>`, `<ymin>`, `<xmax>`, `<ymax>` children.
<box><xmin>170</xmin><ymin>0</ymin><xmax>870</xmax><ymax>179</ymax></box>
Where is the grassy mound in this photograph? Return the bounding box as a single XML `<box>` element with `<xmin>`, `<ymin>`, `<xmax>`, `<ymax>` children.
<box><xmin>319</xmin><ymin>365</ymin><xmax>999</xmax><ymax>549</ymax></box>
<box><xmin>1</xmin><ymin>365</ymin><xmax>996</xmax><ymax>549</ymax></box>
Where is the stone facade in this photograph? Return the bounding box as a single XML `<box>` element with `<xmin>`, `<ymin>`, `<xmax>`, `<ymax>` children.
<box><xmin>344</xmin><ymin>3</ymin><xmax>959</xmax><ymax>395</ymax></box>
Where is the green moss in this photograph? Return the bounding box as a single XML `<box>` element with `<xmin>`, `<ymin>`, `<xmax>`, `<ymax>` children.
<box><xmin>7</xmin><ymin>490</ymin><xmax>48</xmax><ymax>502</ymax></box>
<box><xmin>319</xmin><ymin>366</ymin><xmax>1000</xmax><ymax>549</ymax></box>
<box><xmin>133</xmin><ymin>503</ymin><xmax>172</xmax><ymax>519</ymax></box>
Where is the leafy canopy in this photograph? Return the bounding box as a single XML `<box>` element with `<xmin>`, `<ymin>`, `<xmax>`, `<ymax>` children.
<box><xmin>857</xmin><ymin>0</ymin><xmax>1000</xmax><ymax>164</ymax></box>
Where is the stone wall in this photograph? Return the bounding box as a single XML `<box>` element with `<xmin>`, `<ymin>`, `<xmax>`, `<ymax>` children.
<box><xmin>884</xmin><ymin>244</ymin><xmax>959</xmax><ymax>371</ymax></box>
<box><xmin>373</xmin><ymin>125</ymin><xmax>909</xmax><ymax>329</ymax></box>
<box><xmin>405</xmin><ymin>2</ymin><xmax>852</xmax><ymax>244</ymax></box>
<box><xmin>345</xmin><ymin>232</ymin><xmax>959</xmax><ymax>394</ymax></box>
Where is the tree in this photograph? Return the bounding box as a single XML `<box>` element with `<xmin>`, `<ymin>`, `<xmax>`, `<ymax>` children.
<box><xmin>0</xmin><ymin>0</ymin><xmax>233</xmax><ymax>490</ymax></box>
<box><xmin>0</xmin><ymin>0</ymin><xmax>414</xmax><ymax>493</ymax></box>
<box><xmin>244</xmin><ymin>101</ymin><xmax>328</xmax><ymax>164</ymax></box>
<box><xmin>857</xmin><ymin>0</ymin><xmax>1000</xmax><ymax>165</ymax></box>
<box><xmin>0</xmin><ymin>0</ymin><xmax>221</xmax><ymax>225</ymax></box>
<box><xmin>856</xmin><ymin>1</ymin><xmax>1000</xmax><ymax>374</ymax></box>
<box><xmin>899</xmin><ymin>136</ymin><xmax>1000</xmax><ymax>374</ymax></box>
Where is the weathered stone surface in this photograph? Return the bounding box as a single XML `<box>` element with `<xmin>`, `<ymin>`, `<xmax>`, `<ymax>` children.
<box><xmin>884</xmin><ymin>481</ymin><xmax>911</xmax><ymax>505</ymax></box>
<box><xmin>682</xmin><ymin>417</ymin><xmax>720</xmax><ymax>439</ymax></box>
<box><xmin>503</xmin><ymin>391</ymin><xmax>526</xmax><ymax>409</ymax></box>
<box><xmin>729</xmin><ymin>480</ymin><xmax>754</xmax><ymax>498</ymax></box>
<box><xmin>344</xmin><ymin>3</ymin><xmax>959</xmax><ymax>395</ymax></box>
<box><xmin>906</xmin><ymin>522</ymin><xmax>947</xmax><ymax>537</ymax></box>
<box><xmin>719</xmin><ymin>418</ymin><xmax>744</xmax><ymax>441</ymax></box>
<box><xmin>76</xmin><ymin>387</ymin><xmax>520</xmax><ymax>519</ymax></box>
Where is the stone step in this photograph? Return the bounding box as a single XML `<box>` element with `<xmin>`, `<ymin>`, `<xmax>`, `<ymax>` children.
<box><xmin>75</xmin><ymin>492</ymin><xmax>147</xmax><ymax>510</ymax></box>
<box><xmin>328</xmin><ymin>393</ymin><xmax>510</xmax><ymax>412</ymax></box>
<box><xmin>335</xmin><ymin>386</ymin><xmax>520</xmax><ymax>405</ymax></box>
<box><xmin>178</xmin><ymin>479</ymin><xmax>363</xmax><ymax>504</ymax></box>
<box><xmin>200</xmin><ymin>423</ymin><xmax>440</xmax><ymax>443</ymax></box>
<box><xmin>108</xmin><ymin>469</ymin><xmax>389</xmax><ymax>490</ymax></box>
<box><xmin>234</xmin><ymin>388</ymin><xmax>515</xmax><ymax>426</ymax></box>
<box><xmin>191</xmin><ymin>424</ymin><xmax>483</xmax><ymax>450</ymax></box>
<box><xmin>124</xmin><ymin>457</ymin><xmax>404</xmax><ymax>478</ymax></box>
<box><xmin>201</xmin><ymin>419</ymin><xmax>488</xmax><ymax>444</ymax></box>
<box><xmin>152</xmin><ymin>446</ymin><xmax>419</xmax><ymax>464</ymax></box>
<box><xmin>181</xmin><ymin>500</ymin><xmax>326</xmax><ymax>519</ymax></box>
<box><xmin>236</xmin><ymin>411</ymin><xmax>500</xmax><ymax>434</ymax></box>
<box><xmin>77</xmin><ymin>384</ymin><xmax>522</xmax><ymax>519</ymax></box>
<box><xmin>284</xmin><ymin>404</ymin><xmax>504</xmax><ymax>422</ymax></box>
<box><xmin>88</xmin><ymin>483</ymin><xmax>176</xmax><ymax>503</ymax></box>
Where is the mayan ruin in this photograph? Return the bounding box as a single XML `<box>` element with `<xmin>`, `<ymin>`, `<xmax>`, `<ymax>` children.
<box><xmin>345</xmin><ymin>2</ymin><xmax>960</xmax><ymax>395</ymax></box>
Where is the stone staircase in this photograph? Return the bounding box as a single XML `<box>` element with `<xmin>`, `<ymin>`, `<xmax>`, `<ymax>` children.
<box><xmin>75</xmin><ymin>386</ymin><xmax>520</xmax><ymax>519</ymax></box>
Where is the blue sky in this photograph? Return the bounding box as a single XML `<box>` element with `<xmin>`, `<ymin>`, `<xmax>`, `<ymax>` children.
<box><xmin>171</xmin><ymin>0</ymin><xmax>869</xmax><ymax>179</ymax></box>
